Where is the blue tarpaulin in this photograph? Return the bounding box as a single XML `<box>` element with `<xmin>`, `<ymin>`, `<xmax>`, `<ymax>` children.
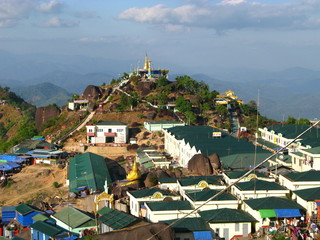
<box><xmin>275</xmin><ymin>209</ymin><xmax>301</xmax><ymax>218</ymax></box>
<box><xmin>0</xmin><ymin>155</ymin><xmax>25</xmax><ymax>163</ymax></box>
<box><xmin>193</xmin><ymin>231</ymin><xmax>213</xmax><ymax>240</ymax></box>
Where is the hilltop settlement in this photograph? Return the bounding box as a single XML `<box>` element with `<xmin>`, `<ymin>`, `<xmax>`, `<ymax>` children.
<box><xmin>0</xmin><ymin>55</ymin><xmax>320</xmax><ymax>240</ymax></box>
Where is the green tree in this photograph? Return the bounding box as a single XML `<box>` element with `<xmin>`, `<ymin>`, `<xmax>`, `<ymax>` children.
<box><xmin>185</xmin><ymin>111</ymin><xmax>197</xmax><ymax>124</ymax></box>
<box><xmin>215</xmin><ymin>104</ymin><xmax>228</xmax><ymax>116</ymax></box>
<box><xmin>175</xmin><ymin>96</ymin><xmax>192</xmax><ymax>113</ymax></box>
<box><xmin>286</xmin><ymin>116</ymin><xmax>296</xmax><ymax>124</ymax></box>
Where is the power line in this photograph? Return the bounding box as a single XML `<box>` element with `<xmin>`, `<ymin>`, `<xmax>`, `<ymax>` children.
<box><xmin>145</xmin><ymin>119</ymin><xmax>320</xmax><ymax>240</ymax></box>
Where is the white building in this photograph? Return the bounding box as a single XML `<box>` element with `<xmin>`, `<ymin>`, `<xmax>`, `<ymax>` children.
<box><xmin>230</xmin><ymin>179</ymin><xmax>290</xmax><ymax>200</ymax></box>
<box><xmin>86</xmin><ymin>121</ymin><xmax>128</xmax><ymax>144</ymax></box>
<box><xmin>184</xmin><ymin>189</ymin><xmax>239</xmax><ymax>211</ymax></box>
<box><xmin>145</xmin><ymin>200</ymin><xmax>198</xmax><ymax>223</ymax></box>
<box><xmin>126</xmin><ymin>188</ymin><xmax>180</xmax><ymax>217</ymax></box>
<box><xmin>278</xmin><ymin>170</ymin><xmax>320</xmax><ymax>191</ymax></box>
<box><xmin>199</xmin><ymin>208</ymin><xmax>257</xmax><ymax>240</ymax></box>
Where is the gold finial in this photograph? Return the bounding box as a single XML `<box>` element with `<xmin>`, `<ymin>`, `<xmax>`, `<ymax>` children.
<box><xmin>144</xmin><ymin>54</ymin><xmax>149</xmax><ymax>70</ymax></box>
<box><xmin>126</xmin><ymin>158</ymin><xmax>141</xmax><ymax>181</ymax></box>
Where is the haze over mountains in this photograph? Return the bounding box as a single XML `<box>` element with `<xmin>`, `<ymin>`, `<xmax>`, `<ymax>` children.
<box><xmin>0</xmin><ymin>50</ymin><xmax>319</xmax><ymax>120</ymax></box>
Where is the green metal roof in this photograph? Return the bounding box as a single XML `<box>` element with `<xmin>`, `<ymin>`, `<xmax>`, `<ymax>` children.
<box><xmin>256</xmin><ymin>139</ymin><xmax>280</xmax><ymax>150</ymax></box>
<box><xmin>146</xmin><ymin>201</ymin><xmax>193</xmax><ymax>211</ymax></box>
<box><xmin>186</xmin><ymin>189</ymin><xmax>236</xmax><ymax>201</ymax></box>
<box><xmin>293</xmin><ymin>187</ymin><xmax>320</xmax><ymax>201</ymax></box>
<box><xmin>31</xmin><ymin>221</ymin><xmax>66</xmax><ymax>238</ymax></box>
<box><xmin>53</xmin><ymin>207</ymin><xmax>95</xmax><ymax>229</ymax></box>
<box><xmin>291</xmin><ymin>152</ymin><xmax>303</xmax><ymax>157</ymax></box>
<box><xmin>69</xmin><ymin>152</ymin><xmax>112</xmax><ymax>192</ymax></box>
<box><xmin>98</xmin><ymin>207</ymin><xmax>139</xmax><ymax>230</ymax></box>
<box><xmin>266</xmin><ymin>124</ymin><xmax>320</xmax><ymax>148</ymax></box>
<box><xmin>96</xmin><ymin>121</ymin><xmax>127</xmax><ymax>126</ymax></box>
<box><xmin>158</xmin><ymin>177</ymin><xmax>178</xmax><ymax>183</ymax></box>
<box><xmin>166</xmin><ymin>126</ymin><xmax>270</xmax><ymax>162</ymax></box>
<box><xmin>283</xmin><ymin>170</ymin><xmax>320</xmax><ymax>182</ymax></box>
<box><xmin>199</xmin><ymin>208</ymin><xmax>257</xmax><ymax>223</ymax></box>
<box><xmin>302</xmin><ymin>146</ymin><xmax>320</xmax><ymax>155</ymax></box>
<box><xmin>146</xmin><ymin>121</ymin><xmax>183</xmax><ymax>124</ymax></box>
<box><xmin>15</xmin><ymin>204</ymin><xmax>43</xmax><ymax>216</ymax></box>
<box><xmin>32</xmin><ymin>213</ymin><xmax>54</xmax><ymax>222</ymax></box>
<box><xmin>224</xmin><ymin>170</ymin><xmax>267</xmax><ymax>179</ymax></box>
<box><xmin>15</xmin><ymin>148</ymin><xmax>32</xmax><ymax>154</ymax></box>
<box><xmin>244</xmin><ymin>197</ymin><xmax>305</xmax><ymax>210</ymax></box>
<box><xmin>178</xmin><ymin>176</ymin><xmax>223</xmax><ymax>187</ymax></box>
<box><xmin>162</xmin><ymin>218</ymin><xmax>211</xmax><ymax>232</ymax></box>
<box><xmin>128</xmin><ymin>188</ymin><xmax>174</xmax><ymax>198</ymax></box>
<box><xmin>235</xmin><ymin>179</ymin><xmax>287</xmax><ymax>191</ymax></box>
<box><xmin>220</xmin><ymin>153</ymin><xmax>271</xmax><ymax>169</ymax></box>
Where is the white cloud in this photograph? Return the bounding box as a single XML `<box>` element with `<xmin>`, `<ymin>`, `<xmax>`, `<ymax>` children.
<box><xmin>0</xmin><ymin>0</ymin><xmax>36</xmax><ymax>19</ymax></box>
<box><xmin>118</xmin><ymin>4</ymin><xmax>210</xmax><ymax>24</ymax></box>
<box><xmin>0</xmin><ymin>19</ymin><xmax>17</xmax><ymax>27</ymax></box>
<box><xmin>219</xmin><ymin>0</ymin><xmax>246</xmax><ymax>5</ymax></box>
<box><xmin>118</xmin><ymin>0</ymin><xmax>320</xmax><ymax>31</ymax></box>
<box><xmin>41</xmin><ymin>16</ymin><xmax>79</xmax><ymax>27</ymax></box>
<box><xmin>77</xmin><ymin>37</ymin><xmax>109</xmax><ymax>43</ymax></box>
<box><xmin>37</xmin><ymin>0</ymin><xmax>65</xmax><ymax>14</ymax></box>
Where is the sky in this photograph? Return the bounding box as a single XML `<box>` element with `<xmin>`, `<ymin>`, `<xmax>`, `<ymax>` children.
<box><xmin>0</xmin><ymin>0</ymin><xmax>320</xmax><ymax>73</ymax></box>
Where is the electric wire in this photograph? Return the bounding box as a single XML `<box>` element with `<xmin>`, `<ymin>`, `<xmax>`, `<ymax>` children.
<box><xmin>145</xmin><ymin>119</ymin><xmax>320</xmax><ymax>240</ymax></box>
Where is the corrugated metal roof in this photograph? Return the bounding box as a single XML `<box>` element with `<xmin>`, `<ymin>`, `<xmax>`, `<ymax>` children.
<box><xmin>53</xmin><ymin>207</ymin><xmax>95</xmax><ymax>229</ymax></box>
<box><xmin>96</xmin><ymin>121</ymin><xmax>127</xmax><ymax>126</ymax></box>
<box><xmin>69</xmin><ymin>152</ymin><xmax>111</xmax><ymax>192</ymax></box>
<box><xmin>224</xmin><ymin>170</ymin><xmax>267</xmax><ymax>179</ymax></box>
<box><xmin>146</xmin><ymin>200</ymin><xmax>193</xmax><ymax>211</ymax></box>
<box><xmin>98</xmin><ymin>207</ymin><xmax>139</xmax><ymax>230</ymax></box>
<box><xmin>178</xmin><ymin>176</ymin><xmax>222</xmax><ymax>187</ymax></box>
<box><xmin>15</xmin><ymin>204</ymin><xmax>43</xmax><ymax>216</ymax></box>
<box><xmin>186</xmin><ymin>189</ymin><xmax>236</xmax><ymax>202</ymax></box>
<box><xmin>129</xmin><ymin>188</ymin><xmax>174</xmax><ymax>198</ymax></box>
<box><xmin>166</xmin><ymin>126</ymin><xmax>270</xmax><ymax>168</ymax></box>
<box><xmin>31</xmin><ymin>221</ymin><xmax>62</xmax><ymax>237</ymax></box>
<box><xmin>266</xmin><ymin>124</ymin><xmax>320</xmax><ymax>148</ymax></box>
<box><xmin>235</xmin><ymin>179</ymin><xmax>287</xmax><ymax>191</ymax></box>
<box><xmin>293</xmin><ymin>187</ymin><xmax>320</xmax><ymax>201</ymax></box>
<box><xmin>283</xmin><ymin>170</ymin><xmax>320</xmax><ymax>182</ymax></box>
<box><xmin>244</xmin><ymin>197</ymin><xmax>305</xmax><ymax>210</ymax></box>
<box><xmin>199</xmin><ymin>208</ymin><xmax>257</xmax><ymax>223</ymax></box>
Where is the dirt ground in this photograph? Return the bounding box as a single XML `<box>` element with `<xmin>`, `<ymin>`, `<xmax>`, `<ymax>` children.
<box><xmin>0</xmin><ymin>164</ymin><xmax>68</xmax><ymax>206</ymax></box>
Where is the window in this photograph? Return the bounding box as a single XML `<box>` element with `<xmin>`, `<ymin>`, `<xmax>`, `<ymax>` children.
<box><xmin>235</xmin><ymin>223</ymin><xmax>240</xmax><ymax>231</ymax></box>
<box><xmin>97</xmin><ymin>129</ymin><xmax>103</xmax><ymax>132</ymax></box>
<box><xmin>117</xmin><ymin>129</ymin><xmax>124</xmax><ymax>132</ymax></box>
<box><xmin>88</xmin><ymin>129</ymin><xmax>93</xmax><ymax>133</ymax></box>
<box><xmin>108</xmin><ymin>129</ymin><xmax>112</xmax><ymax>133</ymax></box>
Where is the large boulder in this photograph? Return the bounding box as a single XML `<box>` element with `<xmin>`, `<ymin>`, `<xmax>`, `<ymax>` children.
<box><xmin>188</xmin><ymin>154</ymin><xmax>213</xmax><ymax>175</ymax></box>
<box><xmin>208</xmin><ymin>153</ymin><xmax>222</xmax><ymax>170</ymax></box>
<box><xmin>83</xmin><ymin>85</ymin><xmax>103</xmax><ymax>100</ymax></box>
<box><xmin>35</xmin><ymin>106</ymin><xmax>61</xmax><ymax>130</ymax></box>
<box><xmin>144</xmin><ymin>172</ymin><xmax>158</xmax><ymax>188</ymax></box>
<box><xmin>137</xmin><ymin>81</ymin><xmax>156</xmax><ymax>96</ymax></box>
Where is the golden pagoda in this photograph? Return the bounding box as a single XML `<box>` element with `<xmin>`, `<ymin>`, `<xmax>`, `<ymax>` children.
<box><xmin>126</xmin><ymin>159</ymin><xmax>141</xmax><ymax>182</ymax></box>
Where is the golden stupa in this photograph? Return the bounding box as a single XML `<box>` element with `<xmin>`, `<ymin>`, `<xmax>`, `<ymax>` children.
<box><xmin>126</xmin><ymin>159</ymin><xmax>141</xmax><ymax>182</ymax></box>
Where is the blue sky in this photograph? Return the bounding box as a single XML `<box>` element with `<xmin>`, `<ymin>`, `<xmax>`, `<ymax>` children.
<box><xmin>0</xmin><ymin>0</ymin><xmax>319</xmax><ymax>73</ymax></box>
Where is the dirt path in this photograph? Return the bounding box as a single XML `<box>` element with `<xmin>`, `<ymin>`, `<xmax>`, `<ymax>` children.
<box><xmin>0</xmin><ymin>165</ymin><xmax>67</xmax><ymax>206</ymax></box>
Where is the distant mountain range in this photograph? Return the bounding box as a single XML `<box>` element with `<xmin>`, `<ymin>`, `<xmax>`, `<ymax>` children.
<box><xmin>0</xmin><ymin>50</ymin><xmax>319</xmax><ymax>119</ymax></box>
<box><xmin>12</xmin><ymin>82</ymin><xmax>72</xmax><ymax>107</ymax></box>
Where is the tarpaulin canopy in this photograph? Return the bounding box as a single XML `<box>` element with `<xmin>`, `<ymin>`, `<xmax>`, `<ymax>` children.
<box><xmin>259</xmin><ymin>209</ymin><xmax>301</xmax><ymax>218</ymax></box>
<box><xmin>259</xmin><ymin>209</ymin><xmax>276</xmax><ymax>218</ymax></box>
<box><xmin>193</xmin><ymin>231</ymin><xmax>213</xmax><ymax>240</ymax></box>
<box><xmin>275</xmin><ymin>209</ymin><xmax>301</xmax><ymax>218</ymax></box>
